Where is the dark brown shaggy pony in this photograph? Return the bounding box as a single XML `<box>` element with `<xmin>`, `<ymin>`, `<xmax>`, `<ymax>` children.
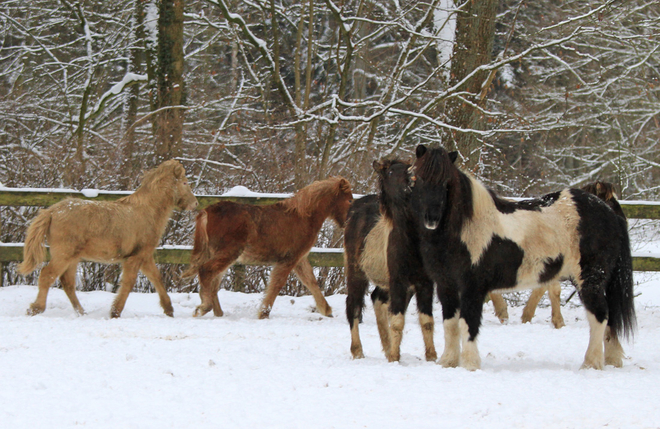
<box><xmin>344</xmin><ymin>160</ymin><xmax>436</xmax><ymax>362</ymax></box>
<box><xmin>183</xmin><ymin>177</ymin><xmax>353</xmax><ymax>319</ymax></box>
<box><xmin>490</xmin><ymin>181</ymin><xmax>627</xmax><ymax>329</ymax></box>
<box><xmin>18</xmin><ymin>160</ymin><xmax>198</xmax><ymax>318</ymax></box>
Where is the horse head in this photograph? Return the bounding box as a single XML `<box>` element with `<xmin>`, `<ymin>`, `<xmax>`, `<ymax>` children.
<box><xmin>331</xmin><ymin>177</ymin><xmax>353</xmax><ymax>228</ymax></box>
<box><xmin>412</xmin><ymin>145</ymin><xmax>458</xmax><ymax>230</ymax></box>
<box><xmin>373</xmin><ymin>159</ymin><xmax>413</xmax><ymax>202</ymax></box>
<box><xmin>171</xmin><ymin>161</ymin><xmax>199</xmax><ymax>211</ymax></box>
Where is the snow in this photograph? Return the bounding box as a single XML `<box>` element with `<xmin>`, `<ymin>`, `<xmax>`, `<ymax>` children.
<box><xmin>81</xmin><ymin>188</ymin><xmax>99</xmax><ymax>198</ymax></box>
<box><xmin>433</xmin><ymin>0</ymin><xmax>457</xmax><ymax>73</ymax></box>
<box><xmin>1</xmin><ymin>279</ymin><xmax>660</xmax><ymax>428</ymax></box>
<box><xmin>221</xmin><ymin>185</ymin><xmax>291</xmax><ymax>199</ymax></box>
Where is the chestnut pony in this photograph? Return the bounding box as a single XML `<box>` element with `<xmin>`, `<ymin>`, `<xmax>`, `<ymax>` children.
<box><xmin>183</xmin><ymin>177</ymin><xmax>353</xmax><ymax>319</ymax></box>
<box><xmin>18</xmin><ymin>160</ymin><xmax>198</xmax><ymax>318</ymax></box>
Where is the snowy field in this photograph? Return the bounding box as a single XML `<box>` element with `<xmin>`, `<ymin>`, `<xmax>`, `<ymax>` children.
<box><xmin>1</xmin><ymin>277</ymin><xmax>660</xmax><ymax>429</ymax></box>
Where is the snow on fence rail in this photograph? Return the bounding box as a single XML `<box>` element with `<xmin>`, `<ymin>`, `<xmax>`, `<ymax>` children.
<box><xmin>0</xmin><ymin>188</ymin><xmax>658</xmax><ymax>271</ymax></box>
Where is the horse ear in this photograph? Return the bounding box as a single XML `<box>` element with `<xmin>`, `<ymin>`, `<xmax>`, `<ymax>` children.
<box><xmin>338</xmin><ymin>178</ymin><xmax>351</xmax><ymax>193</ymax></box>
<box><xmin>449</xmin><ymin>151</ymin><xmax>458</xmax><ymax>164</ymax></box>
<box><xmin>372</xmin><ymin>160</ymin><xmax>383</xmax><ymax>172</ymax></box>
<box><xmin>415</xmin><ymin>145</ymin><xmax>427</xmax><ymax>159</ymax></box>
<box><xmin>173</xmin><ymin>163</ymin><xmax>185</xmax><ymax>179</ymax></box>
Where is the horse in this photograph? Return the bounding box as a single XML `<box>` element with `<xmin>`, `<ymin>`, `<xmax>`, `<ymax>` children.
<box><xmin>183</xmin><ymin>177</ymin><xmax>353</xmax><ymax>319</ymax></box>
<box><xmin>344</xmin><ymin>159</ymin><xmax>436</xmax><ymax>362</ymax></box>
<box><xmin>410</xmin><ymin>145</ymin><xmax>635</xmax><ymax>370</ymax></box>
<box><xmin>489</xmin><ymin>181</ymin><xmax>627</xmax><ymax>329</ymax></box>
<box><xmin>18</xmin><ymin>160</ymin><xmax>199</xmax><ymax>318</ymax></box>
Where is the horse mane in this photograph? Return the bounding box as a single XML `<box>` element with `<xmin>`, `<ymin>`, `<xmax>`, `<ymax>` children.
<box><xmin>119</xmin><ymin>160</ymin><xmax>181</xmax><ymax>206</ymax></box>
<box><xmin>582</xmin><ymin>181</ymin><xmax>617</xmax><ymax>201</ymax></box>
<box><xmin>283</xmin><ymin>176</ymin><xmax>348</xmax><ymax>217</ymax></box>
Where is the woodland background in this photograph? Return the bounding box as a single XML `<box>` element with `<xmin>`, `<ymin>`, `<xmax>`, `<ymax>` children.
<box><xmin>1</xmin><ymin>0</ymin><xmax>658</xmax><ymax>295</ymax></box>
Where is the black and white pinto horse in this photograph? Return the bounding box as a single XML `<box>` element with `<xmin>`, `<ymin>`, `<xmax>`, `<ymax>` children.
<box><xmin>344</xmin><ymin>159</ymin><xmax>436</xmax><ymax>362</ymax></box>
<box><xmin>411</xmin><ymin>145</ymin><xmax>636</xmax><ymax>370</ymax></box>
<box><xmin>490</xmin><ymin>180</ymin><xmax>628</xmax><ymax>329</ymax></box>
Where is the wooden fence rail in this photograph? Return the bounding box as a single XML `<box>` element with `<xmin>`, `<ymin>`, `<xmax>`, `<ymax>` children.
<box><xmin>0</xmin><ymin>188</ymin><xmax>659</xmax><ymax>272</ymax></box>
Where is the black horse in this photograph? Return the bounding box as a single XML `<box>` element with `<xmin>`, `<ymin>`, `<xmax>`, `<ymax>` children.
<box><xmin>344</xmin><ymin>159</ymin><xmax>436</xmax><ymax>362</ymax></box>
<box><xmin>411</xmin><ymin>145</ymin><xmax>635</xmax><ymax>370</ymax></box>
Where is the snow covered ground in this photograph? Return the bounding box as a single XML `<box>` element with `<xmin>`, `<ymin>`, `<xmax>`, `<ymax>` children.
<box><xmin>1</xmin><ymin>277</ymin><xmax>660</xmax><ymax>429</ymax></box>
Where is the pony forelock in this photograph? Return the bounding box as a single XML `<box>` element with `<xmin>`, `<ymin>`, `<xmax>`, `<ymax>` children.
<box><xmin>415</xmin><ymin>147</ymin><xmax>457</xmax><ymax>185</ymax></box>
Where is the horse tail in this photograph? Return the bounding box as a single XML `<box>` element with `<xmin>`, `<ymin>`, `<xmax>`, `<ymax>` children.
<box><xmin>181</xmin><ymin>210</ymin><xmax>210</xmax><ymax>279</ymax></box>
<box><xmin>606</xmin><ymin>217</ymin><xmax>636</xmax><ymax>340</ymax></box>
<box><xmin>17</xmin><ymin>208</ymin><xmax>52</xmax><ymax>275</ymax></box>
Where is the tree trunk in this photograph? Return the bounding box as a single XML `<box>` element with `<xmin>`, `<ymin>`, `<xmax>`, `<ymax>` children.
<box><xmin>154</xmin><ymin>0</ymin><xmax>185</xmax><ymax>165</ymax></box>
<box><xmin>447</xmin><ymin>0</ymin><xmax>498</xmax><ymax>170</ymax></box>
<box><xmin>121</xmin><ymin>0</ymin><xmax>146</xmax><ymax>188</ymax></box>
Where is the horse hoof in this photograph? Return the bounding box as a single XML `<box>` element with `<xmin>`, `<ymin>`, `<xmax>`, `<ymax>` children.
<box><xmin>258</xmin><ymin>311</ymin><xmax>270</xmax><ymax>320</ymax></box>
<box><xmin>26</xmin><ymin>304</ymin><xmax>45</xmax><ymax>316</ymax></box>
<box><xmin>426</xmin><ymin>351</ymin><xmax>438</xmax><ymax>362</ymax></box>
<box><xmin>552</xmin><ymin>318</ymin><xmax>566</xmax><ymax>329</ymax></box>
<box><xmin>193</xmin><ymin>307</ymin><xmax>209</xmax><ymax>317</ymax></box>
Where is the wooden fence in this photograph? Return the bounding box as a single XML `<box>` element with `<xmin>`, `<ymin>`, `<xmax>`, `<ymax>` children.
<box><xmin>0</xmin><ymin>188</ymin><xmax>659</xmax><ymax>273</ymax></box>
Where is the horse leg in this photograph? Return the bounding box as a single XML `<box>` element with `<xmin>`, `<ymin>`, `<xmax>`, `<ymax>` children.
<box><xmin>60</xmin><ymin>262</ymin><xmax>85</xmax><ymax>316</ymax></box>
<box><xmin>414</xmin><ymin>277</ymin><xmax>437</xmax><ymax>362</ymax></box>
<box><xmin>489</xmin><ymin>292</ymin><xmax>509</xmax><ymax>324</ymax></box>
<box><xmin>521</xmin><ymin>286</ymin><xmax>547</xmax><ymax>324</ymax></box>
<box><xmin>437</xmin><ymin>279</ymin><xmax>461</xmax><ymax>368</ymax></box>
<box><xmin>258</xmin><ymin>262</ymin><xmax>296</xmax><ymax>319</ymax></box>
<box><xmin>293</xmin><ymin>258</ymin><xmax>332</xmax><ymax>317</ymax></box>
<box><xmin>27</xmin><ymin>257</ymin><xmax>70</xmax><ymax>316</ymax></box>
<box><xmin>140</xmin><ymin>257</ymin><xmax>174</xmax><ymax>317</ymax></box>
<box><xmin>548</xmin><ymin>282</ymin><xmax>565</xmax><ymax>329</ymax></box>
<box><xmin>604</xmin><ymin>325</ymin><xmax>624</xmax><ymax>367</ymax></box>
<box><xmin>194</xmin><ymin>252</ymin><xmax>239</xmax><ymax>317</ymax></box>
<box><xmin>371</xmin><ymin>287</ymin><xmax>392</xmax><ymax>361</ymax></box>
<box><xmin>110</xmin><ymin>257</ymin><xmax>141</xmax><ymax>318</ymax></box>
<box><xmin>459</xmin><ymin>287</ymin><xmax>486</xmax><ymax>371</ymax></box>
<box><xmin>577</xmin><ymin>277</ymin><xmax>608</xmax><ymax>370</ymax></box>
<box><xmin>210</xmin><ymin>275</ymin><xmax>224</xmax><ymax>317</ymax></box>
<box><xmin>345</xmin><ymin>264</ymin><xmax>370</xmax><ymax>359</ymax></box>
<box><xmin>387</xmin><ymin>276</ymin><xmax>411</xmax><ymax>363</ymax></box>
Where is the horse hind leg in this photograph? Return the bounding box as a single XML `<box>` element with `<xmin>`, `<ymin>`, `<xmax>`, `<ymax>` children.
<box><xmin>110</xmin><ymin>257</ymin><xmax>141</xmax><ymax>318</ymax></box>
<box><xmin>194</xmin><ymin>248</ymin><xmax>241</xmax><ymax>317</ymax></box>
<box><xmin>578</xmin><ymin>280</ymin><xmax>608</xmax><ymax>370</ymax></box>
<box><xmin>210</xmin><ymin>274</ymin><xmax>224</xmax><ymax>317</ymax></box>
<box><xmin>345</xmin><ymin>265</ymin><xmax>370</xmax><ymax>359</ymax></box>
<box><xmin>27</xmin><ymin>257</ymin><xmax>71</xmax><ymax>316</ymax></box>
<box><xmin>371</xmin><ymin>287</ymin><xmax>392</xmax><ymax>361</ymax></box>
<box><xmin>604</xmin><ymin>325</ymin><xmax>624</xmax><ymax>367</ymax></box>
<box><xmin>140</xmin><ymin>258</ymin><xmax>174</xmax><ymax>317</ymax></box>
<box><xmin>60</xmin><ymin>262</ymin><xmax>85</xmax><ymax>316</ymax></box>
<box><xmin>548</xmin><ymin>282</ymin><xmax>565</xmax><ymax>328</ymax></box>
<box><xmin>521</xmin><ymin>286</ymin><xmax>547</xmax><ymax>324</ymax></box>
<box><xmin>293</xmin><ymin>258</ymin><xmax>332</xmax><ymax>317</ymax></box>
<box><xmin>489</xmin><ymin>292</ymin><xmax>509</xmax><ymax>324</ymax></box>
<box><xmin>258</xmin><ymin>262</ymin><xmax>296</xmax><ymax>319</ymax></box>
